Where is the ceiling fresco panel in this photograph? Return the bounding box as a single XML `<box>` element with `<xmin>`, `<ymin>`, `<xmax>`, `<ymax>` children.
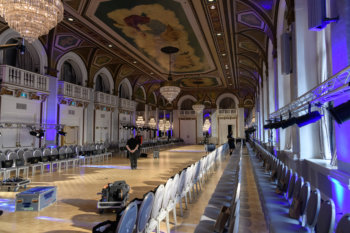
<box><xmin>86</xmin><ymin>0</ymin><xmax>215</xmax><ymax>74</ymax></box>
<box><xmin>178</xmin><ymin>77</ymin><xmax>219</xmax><ymax>88</ymax></box>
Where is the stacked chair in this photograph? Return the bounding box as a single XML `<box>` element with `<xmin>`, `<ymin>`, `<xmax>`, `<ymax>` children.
<box><xmin>94</xmin><ymin>143</ymin><xmax>229</xmax><ymax>233</ymax></box>
<box><xmin>0</xmin><ymin>143</ymin><xmax>113</xmax><ymax>180</ymax></box>
<box><xmin>248</xmin><ymin>141</ymin><xmax>349</xmax><ymax>233</ymax></box>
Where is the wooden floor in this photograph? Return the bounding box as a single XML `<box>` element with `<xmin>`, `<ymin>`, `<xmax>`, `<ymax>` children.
<box><xmin>0</xmin><ymin>145</ymin><xmax>207</xmax><ymax>233</ymax></box>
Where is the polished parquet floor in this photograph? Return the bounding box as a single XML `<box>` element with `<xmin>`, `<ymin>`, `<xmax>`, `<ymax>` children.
<box><xmin>0</xmin><ymin>145</ymin><xmax>207</xmax><ymax>233</ymax></box>
<box><xmin>0</xmin><ymin>145</ymin><xmax>268</xmax><ymax>233</ymax></box>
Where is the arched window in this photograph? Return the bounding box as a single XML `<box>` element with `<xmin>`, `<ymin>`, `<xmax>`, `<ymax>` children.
<box><xmin>2</xmin><ymin>38</ymin><xmax>38</xmax><ymax>73</ymax></box>
<box><xmin>119</xmin><ymin>83</ymin><xmax>130</xmax><ymax>99</ymax></box>
<box><xmin>181</xmin><ymin>99</ymin><xmax>195</xmax><ymax>110</ymax></box>
<box><xmin>61</xmin><ymin>60</ymin><xmax>82</xmax><ymax>85</ymax></box>
<box><xmin>62</xmin><ymin>61</ymin><xmax>76</xmax><ymax>84</ymax></box>
<box><xmin>95</xmin><ymin>74</ymin><xmax>110</xmax><ymax>93</ymax></box>
<box><xmin>219</xmin><ymin>97</ymin><xmax>236</xmax><ymax>109</ymax></box>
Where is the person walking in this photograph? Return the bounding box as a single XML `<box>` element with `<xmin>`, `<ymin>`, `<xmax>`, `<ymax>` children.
<box><xmin>227</xmin><ymin>131</ymin><xmax>235</xmax><ymax>155</ymax></box>
<box><xmin>126</xmin><ymin>132</ymin><xmax>139</xmax><ymax>169</ymax></box>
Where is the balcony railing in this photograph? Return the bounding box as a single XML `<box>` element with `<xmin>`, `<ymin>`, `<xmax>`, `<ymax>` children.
<box><xmin>57</xmin><ymin>81</ymin><xmax>91</xmax><ymax>101</ymax></box>
<box><xmin>0</xmin><ymin>65</ymin><xmax>49</xmax><ymax>93</ymax></box>
<box><xmin>119</xmin><ymin>98</ymin><xmax>136</xmax><ymax>111</ymax></box>
<box><xmin>218</xmin><ymin>109</ymin><xmax>237</xmax><ymax>116</ymax></box>
<box><xmin>179</xmin><ymin>110</ymin><xmax>196</xmax><ymax>117</ymax></box>
<box><xmin>95</xmin><ymin>92</ymin><xmax>118</xmax><ymax>106</ymax></box>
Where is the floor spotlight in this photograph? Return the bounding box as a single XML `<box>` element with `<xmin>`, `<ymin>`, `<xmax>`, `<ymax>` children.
<box><xmin>328</xmin><ymin>100</ymin><xmax>350</xmax><ymax>125</ymax></box>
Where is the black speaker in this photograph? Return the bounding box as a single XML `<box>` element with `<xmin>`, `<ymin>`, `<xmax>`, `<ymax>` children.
<box><xmin>328</xmin><ymin>100</ymin><xmax>350</xmax><ymax>125</ymax></box>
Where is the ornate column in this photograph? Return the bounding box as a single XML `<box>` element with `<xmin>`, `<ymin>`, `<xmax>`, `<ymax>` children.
<box><xmin>196</xmin><ymin>110</ymin><xmax>203</xmax><ymax>144</ymax></box>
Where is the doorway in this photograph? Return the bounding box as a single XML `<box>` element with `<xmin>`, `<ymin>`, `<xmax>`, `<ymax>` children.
<box><xmin>219</xmin><ymin>119</ymin><xmax>236</xmax><ymax>145</ymax></box>
<box><xmin>61</xmin><ymin>126</ymin><xmax>79</xmax><ymax>146</ymax></box>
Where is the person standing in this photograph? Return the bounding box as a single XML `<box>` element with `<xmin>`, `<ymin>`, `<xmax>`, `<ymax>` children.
<box><xmin>135</xmin><ymin>131</ymin><xmax>142</xmax><ymax>158</ymax></box>
<box><xmin>126</xmin><ymin>133</ymin><xmax>139</xmax><ymax>169</ymax></box>
<box><xmin>227</xmin><ymin>131</ymin><xmax>235</xmax><ymax>155</ymax></box>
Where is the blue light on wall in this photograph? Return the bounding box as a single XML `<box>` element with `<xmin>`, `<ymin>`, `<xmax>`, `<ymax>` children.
<box><xmin>20</xmin><ymin>92</ymin><xmax>27</xmax><ymax>98</ymax></box>
<box><xmin>328</xmin><ymin>176</ymin><xmax>350</xmax><ymax>222</ymax></box>
<box><xmin>334</xmin><ymin>96</ymin><xmax>350</xmax><ymax>174</ymax></box>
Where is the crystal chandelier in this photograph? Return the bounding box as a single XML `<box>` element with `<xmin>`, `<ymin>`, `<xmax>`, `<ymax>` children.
<box><xmin>148</xmin><ymin>117</ymin><xmax>156</xmax><ymax>129</ymax></box>
<box><xmin>165</xmin><ymin>120</ymin><xmax>171</xmax><ymax>131</ymax></box>
<box><xmin>136</xmin><ymin>116</ymin><xmax>145</xmax><ymax>127</ymax></box>
<box><xmin>160</xmin><ymin>46</ymin><xmax>181</xmax><ymax>103</ymax></box>
<box><xmin>192</xmin><ymin>80</ymin><xmax>205</xmax><ymax>113</ymax></box>
<box><xmin>0</xmin><ymin>0</ymin><xmax>64</xmax><ymax>43</ymax></box>
<box><xmin>203</xmin><ymin>118</ymin><xmax>211</xmax><ymax>132</ymax></box>
<box><xmin>158</xmin><ymin>119</ymin><xmax>165</xmax><ymax>131</ymax></box>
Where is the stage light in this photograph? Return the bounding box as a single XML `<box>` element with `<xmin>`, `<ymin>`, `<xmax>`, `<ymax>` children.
<box><xmin>264</xmin><ymin>120</ymin><xmax>272</xmax><ymax>130</ymax></box>
<box><xmin>281</xmin><ymin>117</ymin><xmax>296</xmax><ymax>129</ymax></box>
<box><xmin>281</xmin><ymin>112</ymin><xmax>296</xmax><ymax>129</ymax></box>
<box><xmin>296</xmin><ymin>111</ymin><xmax>322</xmax><ymax>127</ymax></box>
<box><xmin>270</xmin><ymin>119</ymin><xmax>282</xmax><ymax>129</ymax></box>
<box><xmin>29</xmin><ymin>129</ymin><xmax>45</xmax><ymax>138</ymax></box>
<box><xmin>328</xmin><ymin>100</ymin><xmax>350</xmax><ymax>125</ymax></box>
<box><xmin>58</xmin><ymin>131</ymin><xmax>66</xmax><ymax>136</ymax></box>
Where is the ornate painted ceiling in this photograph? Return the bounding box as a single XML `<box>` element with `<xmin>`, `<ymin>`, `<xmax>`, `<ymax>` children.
<box><xmin>0</xmin><ymin>0</ymin><xmax>291</xmax><ymax>104</ymax></box>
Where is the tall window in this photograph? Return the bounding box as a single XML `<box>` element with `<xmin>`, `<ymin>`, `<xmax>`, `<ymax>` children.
<box><xmin>118</xmin><ymin>83</ymin><xmax>129</xmax><ymax>99</ymax></box>
<box><xmin>61</xmin><ymin>61</ymin><xmax>81</xmax><ymax>85</ymax></box>
<box><xmin>3</xmin><ymin>38</ymin><xmax>38</xmax><ymax>73</ymax></box>
<box><xmin>219</xmin><ymin>97</ymin><xmax>236</xmax><ymax>109</ymax></box>
<box><xmin>181</xmin><ymin>99</ymin><xmax>195</xmax><ymax>110</ymax></box>
<box><xmin>95</xmin><ymin>74</ymin><xmax>110</xmax><ymax>93</ymax></box>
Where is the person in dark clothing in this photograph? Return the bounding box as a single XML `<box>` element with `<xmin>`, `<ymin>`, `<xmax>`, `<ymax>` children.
<box><xmin>135</xmin><ymin>131</ymin><xmax>142</xmax><ymax>158</ymax></box>
<box><xmin>227</xmin><ymin>131</ymin><xmax>235</xmax><ymax>155</ymax></box>
<box><xmin>126</xmin><ymin>133</ymin><xmax>139</xmax><ymax>169</ymax></box>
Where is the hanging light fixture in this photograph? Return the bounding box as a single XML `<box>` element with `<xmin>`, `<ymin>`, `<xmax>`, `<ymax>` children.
<box><xmin>203</xmin><ymin>118</ymin><xmax>211</xmax><ymax>132</ymax></box>
<box><xmin>148</xmin><ymin>117</ymin><xmax>156</xmax><ymax>129</ymax></box>
<box><xmin>0</xmin><ymin>0</ymin><xmax>64</xmax><ymax>43</ymax></box>
<box><xmin>160</xmin><ymin>46</ymin><xmax>181</xmax><ymax>103</ymax></box>
<box><xmin>136</xmin><ymin>115</ymin><xmax>145</xmax><ymax>127</ymax></box>
<box><xmin>192</xmin><ymin>80</ymin><xmax>205</xmax><ymax>113</ymax></box>
<box><xmin>158</xmin><ymin>119</ymin><xmax>165</xmax><ymax>131</ymax></box>
<box><xmin>165</xmin><ymin>120</ymin><xmax>171</xmax><ymax>131</ymax></box>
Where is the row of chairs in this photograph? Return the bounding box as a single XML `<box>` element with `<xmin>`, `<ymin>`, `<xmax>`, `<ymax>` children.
<box><xmin>94</xmin><ymin>143</ymin><xmax>229</xmax><ymax>233</ymax></box>
<box><xmin>118</xmin><ymin>140</ymin><xmax>184</xmax><ymax>157</ymax></box>
<box><xmin>195</xmin><ymin>144</ymin><xmax>243</xmax><ymax>233</ymax></box>
<box><xmin>0</xmin><ymin>144</ymin><xmax>112</xmax><ymax>180</ymax></box>
<box><xmin>249</xmin><ymin>141</ymin><xmax>350</xmax><ymax>233</ymax></box>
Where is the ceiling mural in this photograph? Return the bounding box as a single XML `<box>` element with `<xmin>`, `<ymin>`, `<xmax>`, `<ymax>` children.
<box><xmin>89</xmin><ymin>0</ymin><xmax>214</xmax><ymax>74</ymax></box>
<box><xmin>179</xmin><ymin>77</ymin><xmax>218</xmax><ymax>88</ymax></box>
<box><xmin>0</xmin><ymin>0</ymin><xmax>286</xmax><ymax>107</ymax></box>
<box><xmin>239</xmin><ymin>41</ymin><xmax>259</xmax><ymax>53</ymax></box>
<box><xmin>238</xmin><ymin>12</ymin><xmax>265</xmax><ymax>30</ymax></box>
<box><xmin>118</xmin><ymin>65</ymin><xmax>135</xmax><ymax>78</ymax></box>
<box><xmin>55</xmin><ymin>35</ymin><xmax>81</xmax><ymax>51</ymax></box>
<box><xmin>94</xmin><ymin>55</ymin><xmax>112</xmax><ymax>66</ymax></box>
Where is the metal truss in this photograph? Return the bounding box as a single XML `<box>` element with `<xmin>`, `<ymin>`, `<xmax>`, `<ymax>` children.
<box><xmin>270</xmin><ymin>66</ymin><xmax>350</xmax><ymax>119</ymax></box>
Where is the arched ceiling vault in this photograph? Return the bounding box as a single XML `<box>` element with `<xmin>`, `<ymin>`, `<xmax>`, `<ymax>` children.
<box><xmin>0</xmin><ymin>0</ymin><xmax>284</xmax><ymax>105</ymax></box>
